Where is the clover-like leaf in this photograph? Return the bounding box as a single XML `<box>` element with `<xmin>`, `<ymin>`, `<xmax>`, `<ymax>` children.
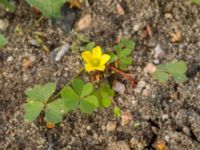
<box><xmin>121</xmin><ymin>38</ymin><xmax>135</xmax><ymax>50</ymax></box>
<box><xmin>153</xmin><ymin>71</ymin><xmax>169</xmax><ymax>83</ymax></box>
<box><xmin>72</xmin><ymin>79</ymin><xmax>84</xmax><ymax>96</ymax></box>
<box><xmin>25</xmin><ymin>83</ymin><xmax>56</xmax><ymax>102</ymax></box>
<box><xmin>45</xmin><ymin>99</ymin><xmax>68</xmax><ymax>124</ymax></box>
<box><xmin>80</xmin><ymin>95</ymin><xmax>99</xmax><ymax>114</ymax></box>
<box><xmin>26</xmin><ymin>0</ymin><xmax>66</xmax><ymax>18</ymax></box>
<box><xmin>23</xmin><ymin>100</ymin><xmax>44</xmax><ymax>122</ymax></box>
<box><xmin>119</xmin><ymin>48</ymin><xmax>132</xmax><ymax>58</ymax></box>
<box><xmin>109</xmin><ymin>53</ymin><xmax>118</xmax><ymax>63</ymax></box>
<box><xmin>166</xmin><ymin>61</ymin><xmax>187</xmax><ymax>75</ymax></box>
<box><xmin>25</xmin><ymin>85</ymin><xmax>44</xmax><ymax>101</ymax></box>
<box><xmin>101</xmin><ymin>97</ymin><xmax>111</xmax><ymax>108</ymax></box>
<box><xmin>96</xmin><ymin>84</ymin><xmax>114</xmax><ymax>108</ymax></box>
<box><xmin>0</xmin><ymin>34</ymin><xmax>8</xmax><ymax>48</ymax></box>
<box><xmin>114</xmin><ymin>106</ymin><xmax>121</xmax><ymax>118</ymax></box>
<box><xmin>42</xmin><ymin>83</ymin><xmax>56</xmax><ymax>100</ymax></box>
<box><xmin>61</xmin><ymin>86</ymin><xmax>79</xmax><ymax>110</ymax></box>
<box><xmin>120</xmin><ymin>57</ymin><xmax>132</xmax><ymax>65</ymax></box>
<box><xmin>80</xmin><ymin>83</ymin><xmax>93</xmax><ymax>98</ymax></box>
<box><xmin>156</xmin><ymin>64</ymin><xmax>168</xmax><ymax>72</ymax></box>
<box><xmin>84</xmin><ymin>42</ymin><xmax>95</xmax><ymax>51</ymax></box>
<box><xmin>173</xmin><ymin>74</ymin><xmax>188</xmax><ymax>83</ymax></box>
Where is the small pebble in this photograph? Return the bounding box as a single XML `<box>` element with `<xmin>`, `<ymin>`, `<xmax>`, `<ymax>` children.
<box><xmin>112</xmin><ymin>81</ymin><xmax>125</xmax><ymax>95</ymax></box>
<box><xmin>154</xmin><ymin>44</ymin><xmax>165</xmax><ymax>59</ymax></box>
<box><xmin>7</xmin><ymin>56</ymin><xmax>13</xmax><ymax>62</ymax></box>
<box><xmin>121</xmin><ymin>112</ymin><xmax>133</xmax><ymax>126</ymax></box>
<box><xmin>106</xmin><ymin>121</ymin><xmax>117</xmax><ymax>132</ymax></box>
<box><xmin>30</xmin><ymin>39</ymin><xmax>42</xmax><ymax>48</ymax></box>
<box><xmin>143</xmin><ymin>63</ymin><xmax>156</xmax><ymax>74</ymax></box>
<box><xmin>55</xmin><ymin>43</ymin><xmax>70</xmax><ymax>61</ymax></box>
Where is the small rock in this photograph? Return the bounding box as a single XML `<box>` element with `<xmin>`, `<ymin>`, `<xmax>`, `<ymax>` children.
<box><xmin>154</xmin><ymin>44</ymin><xmax>165</xmax><ymax>59</ymax></box>
<box><xmin>30</xmin><ymin>39</ymin><xmax>42</xmax><ymax>48</ymax></box>
<box><xmin>133</xmin><ymin>23</ymin><xmax>142</xmax><ymax>32</ymax></box>
<box><xmin>162</xmin><ymin>114</ymin><xmax>169</xmax><ymax>121</ymax></box>
<box><xmin>164</xmin><ymin>13</ymin><xmax>173</xmax><ymax>19</ymax></box>
<box><xmin>77</xmin><ymin>14</ymin><xmax>92</xmax><ymax>31</ymax></box>
<box><xmin>121</xmin><ymin>112</ymin><xmax>133</xmax><ymax>126</ymax></box>
<box><xmin>7</xmin><ymin>56</ymin><xmax>13</xmax><ymax>62</ymax></box>
<box><xmin>106</xmin><ymin>121</ymin><xmax>117</xmax><ymax>132</ymax></box>
<box><xmin>182</xmin><ymin>126</ymin><xmax>190</xmax><ymax>136</ymax></box>
<box><xmin>142</xmin><ymin>89</ymin><xmax>151</xmax><ymax>96</ymax></box>
<box><xmin>107</xmin><ymin>141</ymin><xmax>130</xmax><ymax>150</ymax></box>
<box><xmin>116</xmin><ymin>3</ymin><xmax>125</xmax><ymax>15</ymax></box>
<box><xmin>143</xmin><ymin>63</ymin><xmax>156</xmax><ymax>74</ymax></box>
<box><xmin>55</xmin><ymin>43</ymin><xmax>70</xmax><ymax>61</ymax></box>
<box><xmin>134</xmin><ymin>80</ymin><xmax>146</xmax><ymax>93</ymax></box>
<box><xmin>112</xmin><ymin>82</ymin><xmax>125</xmax><ymax>95</ymax></box>
<box><xmin>154</xmin><ymin>59</ymin><xmax>160</xmax><ymax>64</ymax></box>
<box><xmin>0</xmin><ymin>19</ymin><xmax>9</xmax><ymax>31</ymax></box>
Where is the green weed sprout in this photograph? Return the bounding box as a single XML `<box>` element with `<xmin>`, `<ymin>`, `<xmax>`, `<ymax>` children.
<box><xmin>153</xmin><ymin>60</ymin><xmax>188</xmax><ymax>83</ymax></box>
<box><xmin>0</xmin><ymin>34</ymin><xmax>7</xmax><ymax>48</ymax></box>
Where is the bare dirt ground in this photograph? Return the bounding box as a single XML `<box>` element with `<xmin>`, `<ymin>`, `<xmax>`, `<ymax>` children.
<box><xmin>0</xmin><ymin>0</ymin><xmax>200</xmax><ymax>149</ymax></box>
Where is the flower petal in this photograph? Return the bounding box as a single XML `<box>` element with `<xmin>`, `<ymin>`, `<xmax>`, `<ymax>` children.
<box><xmin>100</xmin><ymin>54</ymin><xmax>110</xmax><ymax>66</ymax></box>
<box><xmin>96</xmin><ymin>65</ymin><xmax>105</xmax><ymax>71</ymax></box>
<box><xmin>82</xmin><ymin>51</ymin><xmax>93</xmax><ymax>63</ymax></box>
<box><xmin>85</xmin><ymin>64</ymin><xmax>95</xmax><ymax>72</ymax></box>
<box><xmin>92</xmin><ymin>46</ymin><xmax>102</xmax><ymax>58</ymax></box>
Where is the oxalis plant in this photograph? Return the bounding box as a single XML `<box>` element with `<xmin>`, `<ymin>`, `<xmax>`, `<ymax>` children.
<box><xmin>23</xmin><ymin>38</ymin><xmax>188</xmax><ymax>127</ymax></box>
<box><xmin>23</xmin><ymin>39</ymin><xmax>136</xmax><ymax>127</ymax></box>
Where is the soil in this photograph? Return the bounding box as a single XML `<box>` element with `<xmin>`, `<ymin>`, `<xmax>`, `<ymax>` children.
<box><xmin>0</xmin><ymin>0</ymin><xmax>200</xmax><ymax>149</ymax></box>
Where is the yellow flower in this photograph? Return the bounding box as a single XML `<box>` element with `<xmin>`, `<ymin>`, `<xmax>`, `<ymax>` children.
<box><xmin>82</xmin><ymin>46</ymin><xmax>110</xmax><ymax>72</ymax></box>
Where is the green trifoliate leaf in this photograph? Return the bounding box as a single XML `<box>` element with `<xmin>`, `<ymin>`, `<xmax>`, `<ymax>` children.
<box><xmin>80</xmin><ymin>95</ymin><xmax>99</xmax><ymax>114</ymax></box>
<box><xmin>173</xmin><ymin>74</ymin><xmax>188</xmax><ymax>83</ymax></box>
<box><xmin>42</xmin><ymin>83</ymin><xmax>56</xmax><ymax>100</ymax></box>
<box><xmin>84</xmin><ymin>42</ymin><xmax>95</xmax><ymax>51</ymax></box>
<box><xmin>0</xmin><ymin>34</ymin><xmax>7</xmax><ymax>48</ymax></box>
<box><xmin>101</xmin><ymin>97</ymin><xmax>111</xmax><ymax>108</ymax></box>
<box><xmin>25</xmin><ymin>83</ymin><xmax>56</xmax><ymax>102</ymax></box>
<box><xmin>45</xmin><ymin>99</ymin><xmax>68</xmax><ymax>124</ymax></box>
<box><xmin>120</xmin><ymin>57</ymin><xmax>132</xmax><ymax>65</ymax></box>
<box><xmin>121</xmin><ymin>38</ymin><xmax>135</xmax><ymax>50</ymax></box>
<box><xmin>114</xmin><ymin>106</ymin><xmax>121</xmax><ymax>118</ymax></box>
<box><xmin>153</xmin><ymin>71</ymin><xmax>169</xmax><ymax>83</ymax></box>
<box><xmin>61</xmin><ymin>86</ymin><xmax>79</xmax><ymax>110</ymax></box>
<box><xmin>23</xmin><ymin>100</ymin><xmax>44</xmax><ymax>122</ymax></box>
<box><xmin>156</xmin><ymin>64</ymin><xmax>168</xmax><ymax>72</ymax></box>
<box><xmin>72</xmin><ymin>79</ymin><xmax>84</xmax><ymax>96</ymax></box>
<box><xmin>166</xmin><ymin>61</ymin><xmax>187</xmax><ymax>75</ymax></box>
<box><xmin>80</xmin><ymin>83</ymin><xmax>93</xmax><ymax>98</ymax></box>
<box><xmin>26</xmin><ymin>0</ymin><xmax>66</xmax><ymax>18</ymax></box>
<box><xmin>97</xmin><ymin>84</ymin><xmax>114</xmax><ymax>108</ymax></box>
<box><xmin>108</xmin><ymin>53</ymin><xmax>118</xmax><ymax>63</ymax></box>
<box><xmin>119</xmin><ymin>61</ymin><xmax>129</xmax><ymax>71</ymax></box>
<box><xmin>119</xmin><ymin>48</ymin><xmax>132</xmax><ymax>58</ymax></box>
<box><xmin>25</xmin><ymin>85</ymin><xmax>44</xmax><ymax>101</ymax></box>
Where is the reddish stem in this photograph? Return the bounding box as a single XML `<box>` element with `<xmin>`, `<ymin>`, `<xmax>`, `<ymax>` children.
<box><xmin>108</xmin><ymin>65</ymin><xmax>137</xmax><ymax>87</ymax></box>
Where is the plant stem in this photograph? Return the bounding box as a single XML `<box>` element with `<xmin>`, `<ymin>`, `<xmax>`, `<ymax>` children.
<box><xmin>108</xmin><ymin>65</ymin><xmax>137</xmax><ymax>87</ymax></box>
<box><xmin>50</xmin><ymin>68</ymin><xmax>84</xmax><ymax>100</ymax></box>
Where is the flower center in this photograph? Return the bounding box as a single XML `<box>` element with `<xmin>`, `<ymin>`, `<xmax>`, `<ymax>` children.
<box><xmin>91</xmin><ymin>58</ymin><xmax>100</xmax><ymax>67</ymax></box>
